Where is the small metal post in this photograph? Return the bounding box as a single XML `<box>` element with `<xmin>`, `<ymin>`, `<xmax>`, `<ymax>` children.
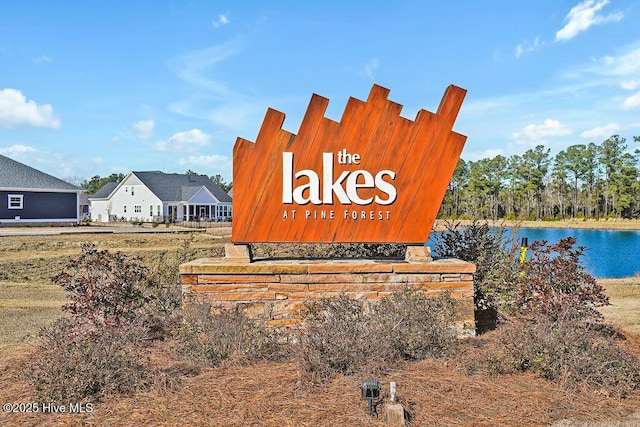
<box><xmin>519</xmin><ymin>237</ymin><xmax>528</xmax><ymax>263</ymax></box>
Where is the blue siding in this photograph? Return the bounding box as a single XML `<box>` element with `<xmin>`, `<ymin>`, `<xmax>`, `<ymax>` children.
<box><xmin>0</xmin><ymin>191</ymin><xmax>77</xmax><ymax>221</ymax></box>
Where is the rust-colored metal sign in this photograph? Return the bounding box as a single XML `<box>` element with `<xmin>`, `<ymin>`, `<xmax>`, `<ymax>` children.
<box><xmin>232</xmin><ymin>84</ymin><xmax>467</xmax><ymax>244</ymax></box>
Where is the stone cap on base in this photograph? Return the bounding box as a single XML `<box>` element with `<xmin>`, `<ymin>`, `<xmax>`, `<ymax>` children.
<box><xmin>179</xmin><ymin>256</ymin><xmax>475</xmax><ymax>275</ymax></box>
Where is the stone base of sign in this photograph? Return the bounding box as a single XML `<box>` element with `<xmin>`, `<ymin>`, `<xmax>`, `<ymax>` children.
<box><xmin>180</xmin><ymin>252</ymin><xmax>476</xmax><ymax>335</ymax></box>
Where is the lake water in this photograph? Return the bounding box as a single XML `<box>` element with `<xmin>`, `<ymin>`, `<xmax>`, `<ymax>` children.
<box><xmin>432</xmin><ymin>227</ymin><xmax>640</xmax><ymax>279</ymax></box>
<box><xmin>514</xmin><ymin>228</ymin><xmax>640</xmax><ymax>279</ymax></box>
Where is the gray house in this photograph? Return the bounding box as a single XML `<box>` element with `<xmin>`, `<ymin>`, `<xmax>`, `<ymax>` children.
<box><xmin>0</xmin><ymin>154</ymin><xmax>83</xmax><ymax>225</ymax></box>
<box><xmin>89</xmin><ymin>171</ymin><xmax>232</xmax><ymax>222</ymax></box>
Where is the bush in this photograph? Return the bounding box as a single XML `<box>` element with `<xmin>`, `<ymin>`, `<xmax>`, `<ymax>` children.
<box><xmin>141</xmin><ymin>237</ymin><xmax>195</xmax><ymax>340</ymax></box>
<box><xmin>431</xmin><ymin>220</ymin><xmax>521</xmax><ymax>331</ymax></box>
<box><xmin>53</xmin><ymin>243</ymin><xmax>148</xmax><ymax>329</ymax></box>
<box><xmin>31</xmin><ymin>241</ymin><xmax>190</xmax><ymax>402</ymax></box>
<box><xmin>176</xmin><ymin>304</ymin><xmax>279</xmax><ymax>367</ymax></box>
<box><xmin>297</xmin><ymin>295</ymin><xmax>394</xmax><ymax>381</ymax></box>
<box><xmin>373</xmin><ymin>291</ymin><xmax>459</xmax><ymax>360</ymax></box>
<box><xmin>464</xmin><ymin>318</ymin><xmax>640</xmax><ymax>398</ymax></box>
<box><xmin>296</xmin><ymin>291</ymin><xmax>459</xmax><ymax>381</ymax></box>
<box><xmin>31</xmin><ymin>318</ymin><xmax>155</xmax><ymax>403</ymax></box>
<box><xmin>252</xmin><ymin>243</ymin><xmax>406</xmax><ymax>259</ymax></box>
<box><xmin>431</xmin><ymin>222</ymin><xmax>609</xmax><ymax>328</ymax></box>
<box><xmin>518</xmin><ymin>237</ymin><xmax>608</xmax><ymax>322</ymax></box>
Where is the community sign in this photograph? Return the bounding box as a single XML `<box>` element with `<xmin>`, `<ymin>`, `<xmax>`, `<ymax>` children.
<box><xmin>232</xmin><ymin>84</ymin><xmax>467</xmax><ymax>244</ymax></box>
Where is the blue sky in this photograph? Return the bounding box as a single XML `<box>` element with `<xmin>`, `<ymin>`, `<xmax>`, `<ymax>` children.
<box><xmin>1</xmin><ymin>0</ymin><xmax>639</xmax><ymax>183</ymax></box>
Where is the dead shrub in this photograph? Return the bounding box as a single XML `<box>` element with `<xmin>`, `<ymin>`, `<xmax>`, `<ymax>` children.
<box><xmin>373</xmin><ymin>290</ymin><xmax>459</xmax><ymax>360</ymax></box>
<box><xmin>176</xmin><ymin>304</ymin><xmax>279</xmax><ymax>367</ymax></box>
<box><xmin>296</xmin><ymin>291</ymin><xmax>459</xmax><ymax>382</ymax></box>
<box><xmin>297</xmin><ymin>295</ymin><xmax>394</xmax><ymax>381</ymax></box>
<box><xmin>141</xmin><ymin>237</ymin><xmax>196</xmax><ymax>340</ymax></box>
<box><xmin>252</xmin><ymin>243</ymin><xmax>406</xmax><ymax>259</ymax></box>
<box><xmin>30</xmin><ymin>318</ymin><xmax>155</xmax><ymax>403</ymax></box>
<box><xmin>463</xmin><ymin>318</ymin><xmax>640</xmax><ymax>398</ymax></box>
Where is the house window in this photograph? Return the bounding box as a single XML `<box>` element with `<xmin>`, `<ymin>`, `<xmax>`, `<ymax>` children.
<box><xmin>124</xmin><ymin>205</ymin><xmax>127</xmax><ymax>213</ymax></box>
<box><xmin>157</xmin><ymin>205</ymin><xmax>161</xmax><ymax>216</ymax></box>
<box><xmin>8</xmin><ymin>194</ymin><xmax>24</xmax><ymax>209</ymax></box>
<box><xmin>150</xmin><ymin>205</ymin><xmax>153</xmax><ymax>216</ymax></box>
<box><xmin>134</xmin><ymin>205</ymin><xmax>142</xmax><ymax>214</ymax></box>
<box><xmin>131</xmin><ymin>187</ymin><xmax>134</xmax><ymax>196</ymax></box>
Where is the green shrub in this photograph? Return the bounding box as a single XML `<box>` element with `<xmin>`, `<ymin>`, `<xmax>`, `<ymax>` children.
<box><xmin>176</xmin><ymin>304</ymin><xmax>279</xmax><ymax>367</ymax></box>
<box><xmin>31</xmin><ymin>318</ymin><xmax>155</xmax><ymax>403</ymax></box>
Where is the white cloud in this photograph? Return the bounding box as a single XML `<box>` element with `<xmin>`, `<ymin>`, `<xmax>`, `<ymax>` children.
<box><xmin>179</xmin><ymin>154</ymin><xmax>228</xmax><ymax>168</ymax></box>
<box><xmin>132</xmin><ymin>119</ymin><xmax>155</xmax><ymax>139</ymax></box>
<box><xmin>622</xmin><ymin>91</ymin><xmax>640</xmax><ymax>110</ymax></box>
<box><xmin>512</xmin><ymin>119</ymin><xmax>572</xmax><ymax>143</ymax></box>
<box><xmin>172</xmin><ymin>41</ymin><xmax>241</xmax><ymax>96</ymax></box>
<box><xmin>179</xmin><ymin>154</ymin><xmax>231</xmax><ymax>177</ymax></box>
<box><xmin>0</xmin><ymin>88</ymin><xmax>60</xmax><ymax>129</ymax></box>
<box><xmin>153</xmin><ymin>129</ymin><xmax>212</xmax><ymax>153</ymax></box>
<box><xmin>599</xmin><ymin>48</ymin><xmax>640</xmax><ymax>76</ymax></box>
<box><xmin>464</xmin><ymin>148</ymin><xmax>505</xmax><ymax>161</ymax></box>
<box><xmin>359</xmin><ymin>59</ymin><xmax>379</xmax><ymax>80</ymax></box>
<box><xmin>556</xmin><ymin>0</ymin><xmax>623</xmax><ymax>41</ymax></box>
<box><xmin>515</xmin><ymin>37</ymin><xmax>543</xmax><ymax>59</ymax></box>
<box><xmin>0</xmin><ymin>144</ymin><xmax>37</xmax><ymax>157</ymax></box>
<box><xmin>32</xmin><ymin>55</ymin><xmax>53</xmax><ymax>64</ymax></box>
<box><xmin>212</xmin><ymin>13</ymin><xmax>229</xmax><ymax>29</ymax></box>
<box><xmin>621</xmin><ymin>80</ymin><xmax>639</xmax><ymax>90</ymax></box>
<box><xmin>580</xmin><ymin>123</ymin><xmax>620</xmax><ymax>139</ymax></box>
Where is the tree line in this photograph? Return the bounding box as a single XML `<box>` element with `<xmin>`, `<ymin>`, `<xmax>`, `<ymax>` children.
<box><xmin>439</xmin><ymin>135</ymin><xmax>640</xmax><ymax>221</ymax></box>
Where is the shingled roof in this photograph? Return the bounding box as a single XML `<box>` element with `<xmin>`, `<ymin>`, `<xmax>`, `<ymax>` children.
<box><xmin>0</xmin><ymin>154</ymin><xmax>81</xmax><ymax>192</ymax></box>
<box><xmin>89</xmin><ymin>181</ymin><xmax>118</xmax><ymax>199</ymax></box>
<box><xmin>133</xmin><ymin>171</ymin><xmax>231</xmax><ymax>203</ymax></box>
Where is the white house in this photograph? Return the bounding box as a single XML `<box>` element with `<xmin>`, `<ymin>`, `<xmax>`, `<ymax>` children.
<box><xmin>89</xmin><ymin>171</ymin><xmax>232</xmax><ymax>223</ymax></box>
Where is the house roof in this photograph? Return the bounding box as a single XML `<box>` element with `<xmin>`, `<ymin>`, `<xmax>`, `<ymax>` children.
<box><xmin>90</xmin><ymin>181</ymin><xmax>118</xmax><ymax>199</ymax></box>
<box><xmin>133</xmin><ymin>171</ymin><xmax>232</xmax><ymax>203</ymax></box>
<box><xmin>0</xmin><ymin>154</ymin><xmax>81</xmax><ymax>192</ymax></box>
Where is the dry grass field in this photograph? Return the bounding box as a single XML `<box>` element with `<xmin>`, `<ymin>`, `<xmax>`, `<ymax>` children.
<box><xmin>1</xmin><ymin>227</ymin><xmax>639</xmax><ymax>426</ymax></box>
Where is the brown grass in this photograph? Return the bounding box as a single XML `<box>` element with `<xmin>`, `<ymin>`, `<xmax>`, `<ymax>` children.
<box><xmin>1</xmin><ymin>230</ymin><xmax>639</xmax><ymax>426</ymax></box>
<box><xmin>0</xmin><ymin>281</ymin><xmax>66</xmax><ymax>355</ymax></box>
<box><xmin>599</xmin><ymin>278</ymin><xmax>640</xmax><ymax>336</ymax></box>
<box><xmin>1</xmin><ymin>350</ymin><xmax>639</xmax><ymax>427</ymax></box>
<box><xmin>0</xmin><ymin>231</ymin><xmax>224</xmax><ymax>356</ymax></box>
